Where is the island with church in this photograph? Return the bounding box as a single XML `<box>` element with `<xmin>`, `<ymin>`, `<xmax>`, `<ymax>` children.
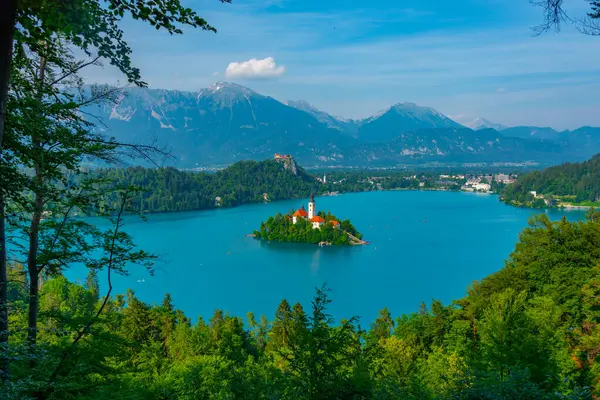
<box><xmin>253</xmin><ymin>195</ymin><xmax>366</xmax><ymax>246</ymax></box>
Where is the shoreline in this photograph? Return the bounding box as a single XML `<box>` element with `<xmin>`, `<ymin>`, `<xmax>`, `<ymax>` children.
<box><xmin>560</xmin><ymin>204</ymin><xmax>593</xmax><ymax>210</ymax></box>
<box><xmin>128</xmin><ymin>188</ymin><xmax>493</xmax><ymax>217</ymax></box>
<box><xmin>91</xmin><ymin>188</ymin><xmax>594</xmax><ymax>219</ymax></box>
<box><xmin>504</xmin><ymin>199</ymin><xmax>596</xmax><ymax>211</ymax></box>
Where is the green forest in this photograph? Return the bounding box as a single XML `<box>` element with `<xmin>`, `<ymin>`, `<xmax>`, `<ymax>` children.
<box><xmin>91</xmin><ymin>160</ymin><xmax>326</xmax><ymax>213</ymax></box>
<box><xmin>3</xmin><ymin>212</ymin><xmax>600</xmax><ymax>399</ymax></box>
<box><xmin>502</xmin><ymin>154</ymin><xmax>600</xmax><ymax>207</ymax></box>
<box><xmin>88</xmin><ymin>164</ymin><xmax>471</xmax><ymax>216</ymax></box>
<box><xmin>254</xmin><ymin>211</ymin><xmax>362</xmax><ymax>245</ymax></box>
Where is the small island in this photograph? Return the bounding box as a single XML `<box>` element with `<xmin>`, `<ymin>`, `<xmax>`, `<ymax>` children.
<box><xmin>254</xmin><ymin>195</ymin><xmax>366</xmax><ymax>246</ymax></box>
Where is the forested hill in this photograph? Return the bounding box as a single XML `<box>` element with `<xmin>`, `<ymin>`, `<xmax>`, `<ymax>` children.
<box><xmin>94</xmin><ymin>159</ymin><xmax>324</xmax><ymax>213</ymax></box>
<box><xmin>502</xmin><ymin>153</ymin><xmax>600</xmax><ymax>207</ymax></box>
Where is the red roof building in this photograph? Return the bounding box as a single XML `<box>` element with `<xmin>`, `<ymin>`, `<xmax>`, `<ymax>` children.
<box><xmin>293</xmin><ymin>208</ymin><xmax>308</xmax><ymax>218</ymax></box>
<box><xmin>310</xmin><ymin>216</ymin><xmax>326</xmax><ymax>223</ymax></box>
<box><xmin>329</xmin><ymin>220</ymin><xmax>340</xmax><ymax>227</ymax></box>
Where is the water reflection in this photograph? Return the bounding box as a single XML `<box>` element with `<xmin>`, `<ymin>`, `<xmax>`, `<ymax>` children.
<box><xmin>311</xmin><ymin>248</ymin><xmax>322</xmax><ymax>274</ymax></box>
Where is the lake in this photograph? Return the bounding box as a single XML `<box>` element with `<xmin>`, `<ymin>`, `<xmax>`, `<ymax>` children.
<box><xmin>67</xmin><ymin>191</ymin><xmax>587</xmax><ymax>325</ymax></box>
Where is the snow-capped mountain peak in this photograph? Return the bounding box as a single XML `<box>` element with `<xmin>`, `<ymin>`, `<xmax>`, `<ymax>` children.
<box><xmin>452</xmin><ymin>116</ymin><xmax>507</xmax><ymax>131</ymax></box>
<box><xmin>207</xmin><ymin>81</ymin><xmax>257</xmax><ymax>96</ymax></box>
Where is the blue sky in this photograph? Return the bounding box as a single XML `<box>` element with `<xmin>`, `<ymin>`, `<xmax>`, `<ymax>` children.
<box><xmin>86</xmin><ymin>0</ymin><xmax>600</xmax><ymax>130</ymax></box>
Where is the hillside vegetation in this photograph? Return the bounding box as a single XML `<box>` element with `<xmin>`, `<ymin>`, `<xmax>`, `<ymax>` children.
<box><xmin>502</xmin><ymin>154</ymin><xmax>600</xmax><ymax>207</ymax></box>
<box><xmin>93</xmin><ymin>159</ymin><xmax>322</xmax><ymax>213</ymax></box>
<box><xmin>91</xmin><ymin>159</ymin><xmax>443</xmax><ymax>215</ymax></box>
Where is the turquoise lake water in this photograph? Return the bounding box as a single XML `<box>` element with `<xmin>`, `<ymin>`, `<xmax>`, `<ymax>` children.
<box><xmin>66</xmin><ymin>191</ymin><xmax>586</xmax><ymax>325</ymax></box>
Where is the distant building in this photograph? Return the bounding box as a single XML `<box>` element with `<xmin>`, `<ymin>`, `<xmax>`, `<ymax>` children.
<box><xmin>291</xmin><ymin>195</ymin><xmax>336</xmax><ymax>230</ymax></box>
<box><xmin>311</xmin><ymin>216</ymin><xmax>326</xmax><ymax>229</ymax></box>
<box><xmin>494</xmin><ymin>174</ymin><xmax>515</xmax><ymax>184</ymax></box>
<box><xmin>495</xmin><ymin>173</ymin><xmax>509</xmax><ymax>182</ymax></box>
<box><xmin>274</xmin><ymin>153</ymin><xmax>298</xmax><ymax>175</ymax></box>
<box><xmin>292</xmin><ymin>206</ymin><xmax>308</xmax><ymax>224</ymax></box>
<box><xmin>466</xmin><ymin>177</ymin><xmax>481</xmax><ymax>186</ymax></box>
<box><xmin>317</xmin><ymin>173</ymin><xmax>328</xmax><ymax>184</ymax></box>
<box><xmin>419</xmin><ymin>182</ymin><xmax>425</xmax><ymax>187</ymax></box>
<box><xmin>308</xmin><ymin>194</ymin><xmax>316</xmax><ymax>219</ymax></box>
<box><xmin>474</xmin><ymin>183</ymin><xmax>491</xmax><ymax>192</ymax></box>
<box><xmin>437</xmin><ymin>180</ymin><xmax>458</xmax><ymax>187</ymax></box>
<box><xmin>530</xmin><ymin>191</ymin><xmax>538</xmax><ymax>198</ymax></box>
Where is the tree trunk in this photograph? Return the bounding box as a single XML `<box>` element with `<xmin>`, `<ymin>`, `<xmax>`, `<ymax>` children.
<box><xmin>26</xmin><ymin>54</ymin><xmax>47</xmax><ymax>346</ymax></box>
<box><xmin>0</xmin><ymin>0</ymin><xmax>17</xmax><ymax>381</ymax></box>
<box><xmin>0</xmin><ymin>0</ymin><xmax>17</xmax><ymax>147</ymax></box>
<box><xmin>26</xmin><ymin>151</ymin><xmax>44</xmax><ymax>346</ymax></box>
<box><xmin>26</xmin><ymin>193</ymin><xmax>43</xmax><ymax>345</ymax></box>
<box><xmin>0</xmin><ymin>195</ymin><xmax>8</xmax><ymax>380</ymax></box>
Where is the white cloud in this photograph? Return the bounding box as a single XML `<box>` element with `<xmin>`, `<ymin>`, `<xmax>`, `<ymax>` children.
<box><xmin>225</xmin><ymin>57</ymin><xmax>286</xmax><ymax>79</ymax></box>
<box><xmin>212</xmin><ymin>71</ymin><xmax>220</xmax><ymax>77</ymax></box>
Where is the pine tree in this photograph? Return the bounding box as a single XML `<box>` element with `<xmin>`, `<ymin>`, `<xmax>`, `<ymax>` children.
<box><xmin>270</xmin><ymin>299</ymin><xmax>293</xmax><ymax>349</ymax></box>
<box><xmin>84</xmin><ymin>270</ymin><xmax>99</xmax><ymax>302</ymax></box>
<box><xmin>121</xmin><ymin>290</ymin><xmax>152</xmax><ymax>346</ymax></box>
<box><xmin>369</xmin><ymin>307</ymin><xmax>394</xmax><ymax>343</ymax></box>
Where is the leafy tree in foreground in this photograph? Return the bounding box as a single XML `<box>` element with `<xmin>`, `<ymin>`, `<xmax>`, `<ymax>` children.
<box><xmin>1</xmin><ymin>0</ymin><xmax>229</xmax><ymax>380</ymax></box>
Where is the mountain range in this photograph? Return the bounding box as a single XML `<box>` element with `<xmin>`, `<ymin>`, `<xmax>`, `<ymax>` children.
<box><xmin>458</xmin><ymin>117</ymin><xmax>507</xmax><ymax>131</ymax></box>
<box><xmin>84</xmin><ymin>82</ymin><xmax>600</xmax><ymax>167</ymax></box>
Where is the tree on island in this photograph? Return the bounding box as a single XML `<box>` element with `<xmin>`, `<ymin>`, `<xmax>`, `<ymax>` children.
<box><xmin>255</xmin><ymin>211</ymin><xmax>362</xmax><ymax>245</ymax></box>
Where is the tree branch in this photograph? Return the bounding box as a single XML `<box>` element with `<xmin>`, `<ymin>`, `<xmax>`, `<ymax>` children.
<box><xmin>91</xmin><ymin>139</ymin><xmax>175</xmax><ymax>168</ymax></box>
<box><xmin>50</xmin><ymin>55</ymin><xmax>101</xmax><ymax>86</ymax></box>
<box><xmin>37</xmin><ymin>193</ymin><xmax>81</xmax><ymax>275</ymax></box>
<box><xmin>530</xmin><ymin>0</ymin><xmax>572</xmax><ymax>35</ymax></box>
<box><xmin>45</xmin><ymin>189</ymin><xmax>129</xmax><ymax>389</ymax></box>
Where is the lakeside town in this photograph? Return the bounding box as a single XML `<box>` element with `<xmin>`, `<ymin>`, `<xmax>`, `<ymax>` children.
<box><xmin>272</xmin><ymin>154</ymin><xmax>522</xmax><ymax>197</ymax></box>
<box><xmin>323</xmin><ymin>170</ymin><xmax>518</xmax><ymax>194</ymax></box>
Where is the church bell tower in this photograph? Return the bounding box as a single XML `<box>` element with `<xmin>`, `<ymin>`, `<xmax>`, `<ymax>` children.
<box><xmin>308</xmin><ymin>194</ymin><xmax>316</xmax><ymax>219</ymax></box>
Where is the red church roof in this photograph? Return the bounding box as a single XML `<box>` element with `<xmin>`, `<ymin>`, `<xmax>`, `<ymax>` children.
<box><xmin>311</xmin><ymin>216</ymin><xmax>326</xmax><ymax>223</ymax></box>
<box><xmin>329</xmin><ymin>220</ymin><xmax>340</xmax><ymax>226</ymax></box>
<box><xmin>293</xmin><ymin>208</ymin><xmax>308</xmax><ymax>217</ymax></box>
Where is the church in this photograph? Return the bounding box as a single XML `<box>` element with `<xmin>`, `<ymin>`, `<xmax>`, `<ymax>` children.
<box><xmin>292</xmin><ymin>195</ymin><xmax>339</xmax><ymax>230</ymax></box>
